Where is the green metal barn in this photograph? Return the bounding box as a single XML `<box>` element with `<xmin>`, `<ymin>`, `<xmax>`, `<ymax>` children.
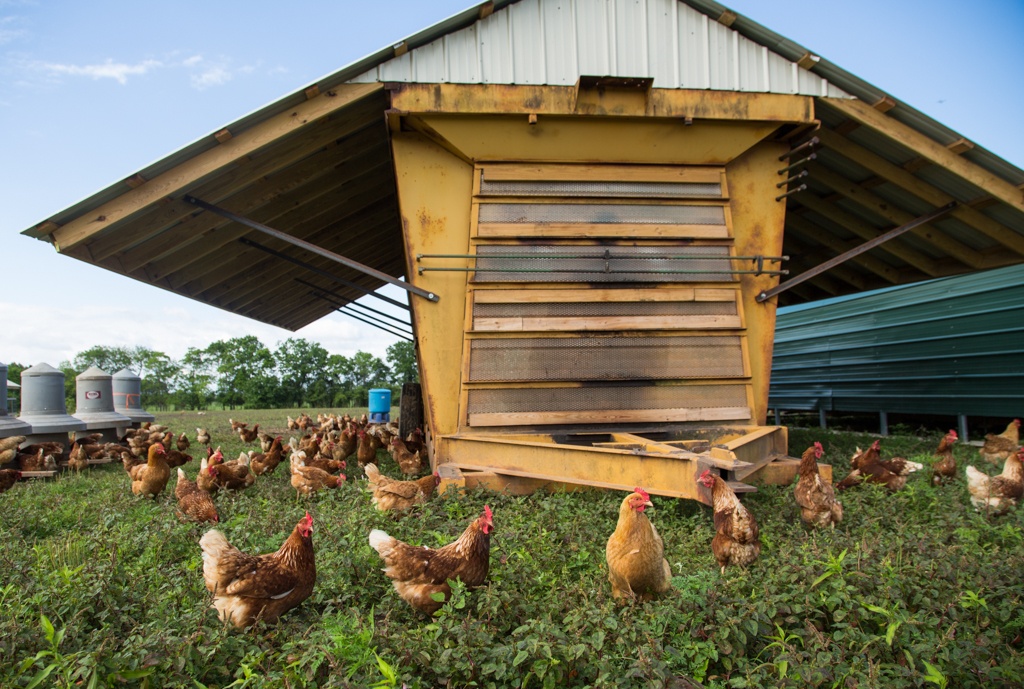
<box><xmin>769</xmin><ymin>262</ymin><xmax>1024</xmax><ymax>435</ymax></box>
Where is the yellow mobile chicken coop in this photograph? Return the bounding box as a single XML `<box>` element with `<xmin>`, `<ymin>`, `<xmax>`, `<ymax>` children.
<box><xmin>21</xmin><ymin>0</ymin><xmax>1024</xmax><ymax>504</ymax></box>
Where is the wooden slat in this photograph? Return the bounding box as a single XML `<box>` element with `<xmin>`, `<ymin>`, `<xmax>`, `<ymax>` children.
<box><xmin>469</xmin><ymin>406</ymin><xmax>752</xmax><ymax>426</ymax></box>
<box><xmin>480</xmin><ymin>163</ymin><xmax>725</xmax><ymax>185</ymax></box>
<box><xmin>472</xmin><ymin>287</ymin><xmax>739</xmax><ymax>303</ymax></box>
<box><xmin>390</xmin><ymin>83</ymin><xmax>815</xmax><ymax>123</ymax></box>
<box><xmin>472</xmin><ymin>315</ymin><xmax>742</xmax><ymax>332</ymax></box>
<box><xmin>821</xmin><ymin>97</ymin><xmax>1024</xmax><ymax>215</ymax></box>
<box><xmin>809</xmin><ymin>164</ymin><xmax>988</xmax><ymax>269</ymax></box>
<box><xmin>476</xmin><ymin>222</ymin><xmax>731</xmax><ymax>239</ymax></box>
<box><xmin>794</xmin><ymin>194</ymin><xmax>941</xmax><ymax>276</ymax></box>
<box><xmin>48</xmin><ymin>83</ymin><xmax>383</xmax><ymax>251</ymax></box>
<box><xmin>816</xmin><ymin>128</ymin><xmax>1024</xmax><ymax>257</ymax></box>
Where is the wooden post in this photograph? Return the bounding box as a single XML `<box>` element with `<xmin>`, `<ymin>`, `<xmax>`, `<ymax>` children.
<box><xmin>399</xmin><ymin>382</ymin><xmax>423</xmax><ymax>440</ymax></box>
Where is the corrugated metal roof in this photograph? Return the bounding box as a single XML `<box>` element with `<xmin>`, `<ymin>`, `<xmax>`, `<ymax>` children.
<box><xmin>18</xmin><ymin>0</ymin><xmax>1024</xmax><ymax>326</ymax></box>
<box><xmin>349</xmin><ymin>0</ymin><xmax>850</xmax><ymax>97</ymax></box>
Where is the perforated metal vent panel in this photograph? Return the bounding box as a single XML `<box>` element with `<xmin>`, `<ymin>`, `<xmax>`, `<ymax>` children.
<box><xmin>473</xmin><ymin>301</ymin><xmax>736</xmax><ymax>318</ymax></box>
<box><xmin>479</xmin><ymin>179</ymin><xmax>723</xmax><ymax>198</ymax></box>
<box><xmin>469</xmin><ymin>336</ymin><xmax>745</xmax><ymax>381</ymax></box>
<box><xmin>467</xmin><ymin>384</ymin><xmax>748</xmax><ymax>414</ymax></box>
<box><xmin>473</xmin><ymin>245</ymin><xmax>736</xmax><ymax>283</ymax></box>
<box><xmin>478</xmin><ymin>203</ymin><xmax>726</xmax><ymax>225</ymax></box>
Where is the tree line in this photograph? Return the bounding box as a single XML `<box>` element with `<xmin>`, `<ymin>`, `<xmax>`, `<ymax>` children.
<box><xmin>5</xmin><ymin>337</ymin><xmax>418</xmax><ymax>412</ymax></box>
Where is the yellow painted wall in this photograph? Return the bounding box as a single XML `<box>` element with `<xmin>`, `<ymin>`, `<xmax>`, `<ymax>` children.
<box><xmin>726</xmin><ymin>140</ymin><xmax>789</xmax><ymax>425</ymax></box>
<box><xmin>390</xmin><ymin>133</ymin><xmax>474</xmax><ymax>440</ymax></box>
<box><xmin>392</xmin><ymin>110</ymin><xmax>794</xmax><ymax>445</ymax></box>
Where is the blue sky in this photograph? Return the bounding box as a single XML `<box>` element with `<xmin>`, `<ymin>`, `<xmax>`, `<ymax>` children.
<box><xmin>1</xmin><ymin>0</ymin><xmax>1022</xmax><ymax>368</ymax></box>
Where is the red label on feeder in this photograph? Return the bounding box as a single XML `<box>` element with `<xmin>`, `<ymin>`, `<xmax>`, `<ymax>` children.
<box><xmin>85</xmin><ymin>391</ymin><xmax>101</xmax><ymax>400</ymax></box>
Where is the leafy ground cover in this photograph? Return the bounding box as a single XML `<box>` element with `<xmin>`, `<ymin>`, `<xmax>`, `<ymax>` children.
<box><xmin>1</xmin><ymin>409</ymin><xmax>1021</xmax><ymax>688</ymax></box>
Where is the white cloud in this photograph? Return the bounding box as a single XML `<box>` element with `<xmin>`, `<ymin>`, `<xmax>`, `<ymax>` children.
<box><xmin>190</xmin><ymin>64</ymin><xmax>232</xmax><ymax>89</ymax></box>
<box><xmin>40</xmin><ymin>58</ymin><xmax>162</xmax><ymax>85</ymax></box>
<box><xmin>0</xmin><ymin>13</ymin><xmax>28</xmax><ymax>45</ymax></box>
<box><xmin>182</xmin><ymin>54</ymin><xmax>203</xmax><ymax>67</ymax></box>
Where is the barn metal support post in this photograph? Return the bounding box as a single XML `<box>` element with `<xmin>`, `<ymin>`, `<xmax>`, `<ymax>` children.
<box><xmin>819</xmin><ymin>407</ymin><xmax>827</xmax><ymax>429</ymax></box>
<box><xmin>959</xmin><ymin>414</ymin><xmax>969</xmax><ymax>443</ymax></box>
<box><xmin>879</xmin><ymin>411</ymin><xmax>889</xmax><ymax>436</ymax></box>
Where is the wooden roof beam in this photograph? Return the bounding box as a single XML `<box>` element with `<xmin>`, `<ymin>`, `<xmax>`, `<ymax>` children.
<box><xmin>782</xmin><ymin>237</ymin><xmax>868</xmax><ymax>291</ymax></box>
<box><xmin>808</xmin><ymin>164</ymin><xmax>988</xmax><ymax>269</ymax></box>
<box><xmin>43</xmin><ymin>83</ymin><xmax>383</xmax><ymax>252</ymax></box>
<box><xmin>172</xmin><ymin>192</ymin><xmax>393</xmax><ymax>298</ymax></box>
<box><xmin>242</xmin><ymin>215</ymin><xmax>405</xmax><ymax>311</ymax></box>
<box><xmin>139</xmin><ymin>149</ymin><xmax>391</xmax><ymax>279</ymax></box>
<box><xmin>87</xmin><ymin>99</ymin><xmax>387</xmax><ymax>263</ymax></box>
<box><xmin>817</xmin><ymin>128</ymin><xmax>1024</xmax><ymax>257</ymax></box>
<box><xmin>821</xmin><ymin>97</ymin><xmax>1024</xmax><ymax>215</ymax></box>
<box><xmin>794</xmin><ymin>193</ymin><xmax>942</xmax><ymax>276</ymax></box>
<box><xmin>223</xmin><ymin>212</ymin><xmax>402</xmax><ymax>316</ymax></box>
<box><xmin>785</xmin><ymin>214</ymin><xmax>901</xmax><ymax>283</ymax></box>
<box><xmin>389</xmin><ymin>83</ymin><xmax>815</xmax><ymax>122</ymax></box>
<box><xmin>194</xmin><ymin>200</ymin><xmax>397</xmax><ymax>306</ymax></box>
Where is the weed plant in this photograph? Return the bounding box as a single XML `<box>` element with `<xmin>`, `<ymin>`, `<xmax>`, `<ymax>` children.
<box><xmin>0</xmin><ymin>410</ymin><xmax>1021</xmax><ymax>687</ymax></box>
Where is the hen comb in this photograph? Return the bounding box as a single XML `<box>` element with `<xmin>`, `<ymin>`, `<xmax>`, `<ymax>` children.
<box><xmin>697</xmin><ymin>469</ymin><xmax>714</xmax><ymax>483</ymax></box>
<box><xmin>814</xmin><ymin>441</ymin><xmax>823</xmax><ymax>451</ymax></box>
<box><xmin>633</xmin><ymin>487</ymin><xmax>651</xmax><ymax>502</ymax></box>
<box><xmin>304</xmin><ymin>511</ymin><xmax>313</xmax><ymax>525</ymax></box>
<box><xmin>483</xmin><ymin>505</ymin><xmax>493</xmax><ymax>521</ymax></box>
<box><xmin>948</xmin><ymin>429</ymin><xmax>958</xmax><ymax>438</ymax></box>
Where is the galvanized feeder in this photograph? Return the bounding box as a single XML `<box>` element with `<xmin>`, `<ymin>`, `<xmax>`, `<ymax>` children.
<box><xmin>0</xmin><ymin>362</ymin><xmax>32</xmax><ymax>438</ymax></box>
<box><xmin>19</xmin><ymin>362</ymin><xmax>86</xmax><ymax>455</ymax></box>
<box><xmin>72</xmin><ymin>366</ymin><xmax>132</xmax><ymax>443</ymax></box>
<box><xmin>112</xmin><ymin>368</ymin><xmax>155</xmax><ymax>434</ymax></box>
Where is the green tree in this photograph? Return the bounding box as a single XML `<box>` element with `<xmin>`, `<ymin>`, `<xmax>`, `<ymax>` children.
<box><xmin>173</xmin><ymin>347</ymin><xmax>214</xmax><ymax>410</ymax></box>
<box><xmin>344</xmin><ymin>351</ymin><xmax>390</xmax><ymax>406</ymax></box>
<box><xmin>72</xmin><ymin>345</ymin><xmax>135</xmax><ymax>375</ymax></box>
<box><xmin>5</xmin><ymin>362</ymin><xmax>26</xmax><ymax>385</ymax></box>
<box><xmin>275</xmin><ymin>338</ymin><xmax>330</xmax><ymax>407</ymax></box>
<box><xmin>138</xmin><ymin>352</ymin><xmax>177</xmax><ymax>411</ymax></box>
<box><xmin>206</xmin><ymin>336</ymin><xmax>280</xmax><ymax>409</ymax></box>
<box><xmin>386</xmin><ymin>341</ymin><xmax>418</xmax><ymax>385</ymax></box>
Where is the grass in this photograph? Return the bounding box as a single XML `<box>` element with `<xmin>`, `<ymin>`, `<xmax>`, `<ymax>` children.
<box><xmin>1</xmin><ymin>409</ymin><xmax>1022</xmax><ymax>688</ymax></box>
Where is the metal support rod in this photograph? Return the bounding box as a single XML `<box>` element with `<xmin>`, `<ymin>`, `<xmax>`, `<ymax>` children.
<box><xmin>346</xmin><ymin>301</ymin><xmax>413</xmax><ymax>330</ymax></box>
<box><xmin>776</xmin><ymin>169</ymin><xmax>809</xmax><ymax>188</ymax></box>
<box><xmin>241</xmin><ymin>238</ymin><xmax>410</xmax><ymax>312</ymax></box>
<box><xmin>418</xmin><ymin>253</ymin><xmax>789</xmax><ymax>262</ymax></box>
<box><xmin>777</xmin><ymin>152</ymin><xmax>816</xmax><ymax>175</ymax></box>
<box><xmin>775</xmin><ymin>184</ymin><xmax>808</xmax><ymax>202</ymax></box>
<box><xmin>778</xmin><ymin>135</ymin><xmax>819</xmax><ymax>161</ymax></box>
<box><xmin>185</xmin><ymin>195</ymin><xmax>438</xmax><ymax>303</ymax></box>
<box><xmin>334</xmin><ymin>305</ymin><xmax>414</xmax><ymax>341</ymax></box>
<box><xmin>294</xmin><ymin>276</ymin><xmax>409</xmax><ymax>325</ymax></box>
<box><xmin>756</xmin><ymin>201</ymin><xmax>959</xmax><ymax>303</ymax></box>
<box><xmin>420</xmin><ymin>267</ymin><xmax>788</xmax><ymax>276</ymax></box>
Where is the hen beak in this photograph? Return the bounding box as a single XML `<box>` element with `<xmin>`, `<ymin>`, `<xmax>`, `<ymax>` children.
<box><xmin>644</xmin><ymin>500</ymin><xmax>653</xmax><ymax>508</ymax></box>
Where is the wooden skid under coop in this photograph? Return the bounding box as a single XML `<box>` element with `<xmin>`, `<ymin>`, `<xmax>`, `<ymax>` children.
<box><xmin>434</xmin><ymin>425</ymin><xmax>830</xmax><ymax>505</ymax></box>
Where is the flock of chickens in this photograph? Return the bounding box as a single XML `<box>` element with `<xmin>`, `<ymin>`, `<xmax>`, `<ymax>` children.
<box><xmin>602</xmin><ymin>419</ymin><xmax>1023</xmax><ymax>601</ymax></box>
<box><xmin>1</xmin><ymin>415</ymin><xmax>1021</xmax><ymax>630</ymax></box>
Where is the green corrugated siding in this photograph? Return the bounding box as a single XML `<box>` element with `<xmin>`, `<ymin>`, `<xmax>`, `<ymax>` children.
<box><xmin>769</xmin><ymin>264</ymin><xmax>1024</xmax><ymax>417</ymax></box>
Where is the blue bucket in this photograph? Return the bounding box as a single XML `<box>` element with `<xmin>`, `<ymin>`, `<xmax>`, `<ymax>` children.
<box><xmin>368</xmin><ymin>386</ymin><xmax>391</xmax><ymax>413</ymax></box>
